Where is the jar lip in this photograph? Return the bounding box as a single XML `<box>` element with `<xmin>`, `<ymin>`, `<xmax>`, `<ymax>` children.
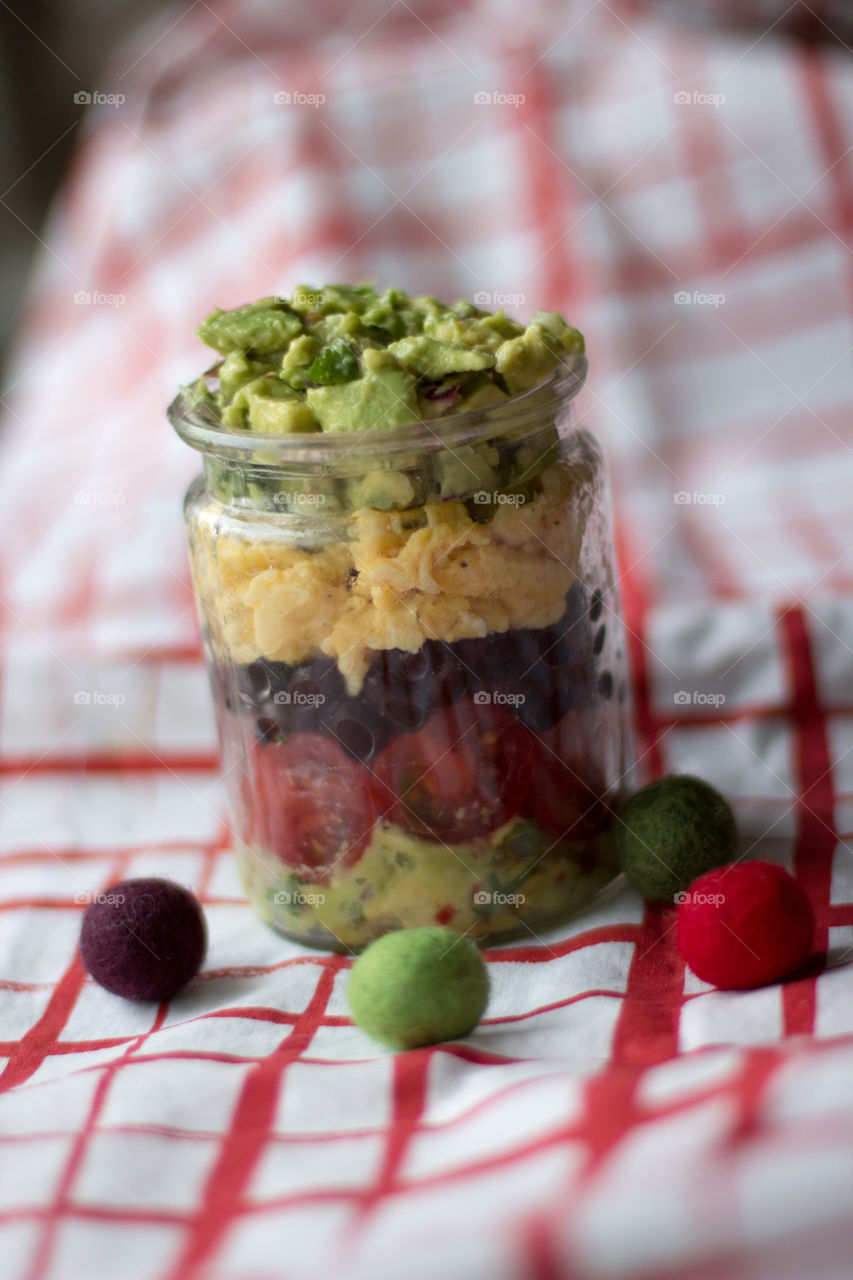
<box><xmin>167</xmin><ymin>354</ymin><xmax>587</xmax><ymax>462</ymax></box>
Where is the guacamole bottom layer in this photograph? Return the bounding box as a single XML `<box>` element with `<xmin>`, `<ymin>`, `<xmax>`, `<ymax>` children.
<box><xmin>236</xmin><ymin>816</ymin><xmax>620</xmax><ymax>950</ymax></box>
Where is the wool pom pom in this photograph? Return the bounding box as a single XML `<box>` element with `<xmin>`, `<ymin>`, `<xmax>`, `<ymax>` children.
<box><xmin>80</xmin><ymin>878</ymin><xmax>207</xmax><ymax>1001</ymax></box>
<box><xmin>617</xmin><ymin>774</ymin><xmax>737</xmax><ymax>902</ymax></box>
<box><xmin>348</xmin><ymin>926</ymin><xmax>489</xmax><ymax>1049</ymax></box>
<box><xmin>676</xmin><ymin>861</ymin><xmax>814</xmax><ymax>989</ymax></box>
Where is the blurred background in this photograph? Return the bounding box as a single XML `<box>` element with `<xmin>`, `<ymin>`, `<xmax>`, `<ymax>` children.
<box><xmin>3</xmin><ymin>0</ymin><xmax>853</xmax><ymax>362</ymax></box>
<box><xmin>1</xmin><ymin>0</ymin><xmax>852</xmax><ymax>695</ymax></box>
<box><xmin>0</xmin><ymin>0</ymin><xmax>168</xmax><ymax>360</ymax></box>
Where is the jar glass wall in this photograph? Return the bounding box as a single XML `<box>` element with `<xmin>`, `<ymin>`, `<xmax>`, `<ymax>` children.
<box><xmin>169</xmin><ymin>358</ymin><xmax>632</xmax><ymax>951</ymax></box>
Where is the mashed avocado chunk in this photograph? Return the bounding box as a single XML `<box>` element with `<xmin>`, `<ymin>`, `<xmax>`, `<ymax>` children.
<box><xmin>306</xmin><ymin>362</ymin><xmax>419</xmax><ymax>433</ymax></box>
<box><xmin>188</xmin><ymin>284</ymin><xmax>584</xmax><ymax>435</ymax></box>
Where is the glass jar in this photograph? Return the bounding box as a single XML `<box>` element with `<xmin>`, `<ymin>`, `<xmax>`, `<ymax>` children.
<box><xmin>169</xmin><ymin>354</ymin><xmax>632</xmax><ymax>951</ymax></box>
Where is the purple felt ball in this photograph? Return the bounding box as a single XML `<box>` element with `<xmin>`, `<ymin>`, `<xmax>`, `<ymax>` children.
<box><xmin>80</xmin><ymin>878</ymin><xmax>207</xmax><ymax>1001</ymax></box>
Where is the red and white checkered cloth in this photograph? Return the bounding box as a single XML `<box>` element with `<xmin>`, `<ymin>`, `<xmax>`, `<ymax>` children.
<box><xmin>2</xmin><ymin>2</ymin><xmax>853</xmax><ymax>1277</ymax></box>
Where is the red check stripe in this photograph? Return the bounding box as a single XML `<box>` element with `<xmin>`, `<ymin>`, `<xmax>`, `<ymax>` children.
<box><xmin>0</xmin><ymin>4</ymin><xmax>851</xmax><ymax>1279</ymax></box>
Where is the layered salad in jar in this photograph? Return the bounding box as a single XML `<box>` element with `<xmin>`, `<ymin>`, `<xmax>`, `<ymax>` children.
<box><xmin>174</xmin><ymin>285</ymin><xmax>630</xmax><ymax>950</ymax></box>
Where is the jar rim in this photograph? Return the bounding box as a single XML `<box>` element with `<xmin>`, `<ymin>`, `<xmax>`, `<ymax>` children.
<box><xmin>167</xmin><ymin>354</ymin><xmax>587</xmax><ymax>464</ymax></box>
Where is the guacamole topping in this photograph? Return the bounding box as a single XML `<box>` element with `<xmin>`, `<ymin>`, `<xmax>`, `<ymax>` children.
<box><xmin>188</xmin><ymin>285</ymin><xmax>584</xmax><ymax>434</ymax></box>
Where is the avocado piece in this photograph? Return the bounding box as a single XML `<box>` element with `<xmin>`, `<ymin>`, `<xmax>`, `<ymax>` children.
<box><xmin>198</xmin><ymin>298</ymin><xmax>302</xmax><ymax>356</ymax></box>
<box><xmin>456</xmin><ymin>378</ymin><xmax>509</xmax><ymax>411</ymax></box>
<box><xmin>495</xmin><ymin>322</ymin><xmax>568</xmax><ymax>395</ymax></box>
<box><xmin>361</xmin><ymin>347</ymin><xmax>399</xmax><ymax>374</ymax></box>
<box><xmin>388</xmin><ymin>334</ymin><xmax>495</xmax><ymax>379</ymax></box>
<box><xmin>248</xmin><ymin>395</ymin><xmax>320</xmax><ymax>434</ymax></box>
<box><xmin>281</xmin><ymin>333</ymin><xmax>320</xmax><ymax>373</ymax></box>
<box><xmin>507</xmin><ymin>429</ymin><xmax>561</xmax><ymax>485</ymax></box>
<box><xmin>423</xmin><ymin>312</ymin><xmax>523</xmax><ymax>352</ymax></box>
<box><xmin>218</xmin><ymin>351</ymin><xmax>277</xmax><ymax>402</ymax></box>
<box><xmin>411</xmin><ymin>294</ymin><xmax>454</xmax><ymax>320</ymax></box>
<box><xmin>306</xmin><ymin>363</ymin><xmax>420</xmax><ymax>433</ymax></box>
<box><xmin>348</xmin><ymin>469</ymin><xmax>417</xmax><ymax>510</ymax></box>
<box><xmin>224</xmin><ymin>373</ymin><xmax>319</xmax><ymax>434</ymax></box>
<box><xmin>531</xmin><ymin>311</ymin><xmax>585</xmax><ymax>354</ymax></box>
<box><xmin>310</xmin><ymin>311</ymin><xmax>367</xmax><ymax>348</ymax></box>
<box><xmin>434</xmin><ymin>444</ymin><xmax>500</xmax><ymax>499</ymax></box>
<box><xmin>361</xmin><ymin>302</ymin><xmax>407</xmax><ymax>341</ymax></box>
<box><xmin>289</xmin><ymin>283</ymin><xmax>378</xmax><ymax>316</ymax></box>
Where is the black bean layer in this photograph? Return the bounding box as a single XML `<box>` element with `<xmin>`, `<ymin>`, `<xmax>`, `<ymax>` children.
<box><xmin>213</xmin><ymin>582</ymin><xmax>614</xmax><ymax>754</ymax></box>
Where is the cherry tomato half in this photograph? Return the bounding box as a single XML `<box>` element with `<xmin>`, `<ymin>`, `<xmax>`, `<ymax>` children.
<box><xmin>246</xmin><ymin>734</ymin><xmax>377</xmax><ymax>881</ymax></box>
<box><xmin>374</xmin><ymin>696</ymin><xmax>534</xmax><ymax>843</ymax></box>
<box><xmin>522</xmin><ymin>711</ymin><xmax>612</xmax><ymax>841</ymax></box>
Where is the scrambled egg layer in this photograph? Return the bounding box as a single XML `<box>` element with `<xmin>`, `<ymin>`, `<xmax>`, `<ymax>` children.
<box><xmin>189</xmin><ymin>457</ymin><xmax>594</xmax><ymax>693</ymax></box>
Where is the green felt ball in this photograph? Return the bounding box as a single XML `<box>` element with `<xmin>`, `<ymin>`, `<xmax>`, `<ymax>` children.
<box><xmin>347</xmin><ymin>926</ymin><xmax>489</xmax><ymax>1050</ymax></box>
<box><xmin>617</xmin><ymin>774</ymin><xmax>737</xmax><ymax>903</ymax></box>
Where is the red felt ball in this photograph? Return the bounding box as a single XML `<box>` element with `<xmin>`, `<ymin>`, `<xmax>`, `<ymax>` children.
<box><xmin>676</xmin><ymin>861</ymin><xmax>814</xmax><ymax>990</ymax></box>
<box><xmin>80</xmin><ymin>878</ymin><xmax>207</xmax><ymax>1002</ymax></box>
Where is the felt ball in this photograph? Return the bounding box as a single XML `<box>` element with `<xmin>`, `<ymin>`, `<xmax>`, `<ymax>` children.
<box><xmin>80</xmin><ymin>878</ymin><xmax>207</xmax><ymax>1001</ymax></box>
<box><xmin>617</xmin><ymin>774</ymin><xmax>737</xmax><ymax>902</ymax></box>
<box><xmin>348</xmin><ymin>926</ymin><xmax>489</xmax><ymax>1050</ymax></box>
<box><xmin>676</xmin><ymin>861</ymin><xmax>814</xmax><ymax>989</ymax></box>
